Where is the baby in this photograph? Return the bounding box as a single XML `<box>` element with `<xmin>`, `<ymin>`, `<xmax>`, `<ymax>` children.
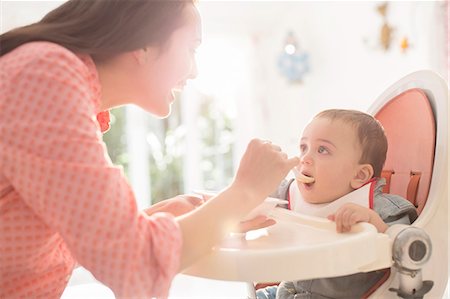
<box><xmin>257</xmin><ymin>109</ymin><xmax>418</xmax><ymax>299</ymax></box>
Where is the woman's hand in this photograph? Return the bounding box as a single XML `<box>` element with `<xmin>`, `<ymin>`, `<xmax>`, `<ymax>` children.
<box><xmin>195</xmin><ymin>191</ymin><xmax>276</xmax><ymax>233</ymax></box>
<box><xmin>235</xmin><ymin>215</ymin><xmax>276</xmax><ymax>233</ymax></box>
<box><xmin>144</xmin><ymin>195</ymin><xmax>204</xmax><ymax>217</ymax></box>
<box><xmin>232</xmin><ymin>139</ymin><xmax>300</xmax><ymax>203</ymax></box>
<box><xmin>328</xmin><ymin>203</ymin><xmax>388</xmax><ymax>233</ymax></box>
<box><xmin>176</xmin><ymin>139</ymin><xmax>298</xmax><ymax>270</ymax></box>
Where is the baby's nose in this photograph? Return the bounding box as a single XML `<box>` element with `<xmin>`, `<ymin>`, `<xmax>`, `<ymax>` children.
<box><xmin>300</xmin><ymin>153</ymin><xmax>313</xmax><ymax>165</ymax></box>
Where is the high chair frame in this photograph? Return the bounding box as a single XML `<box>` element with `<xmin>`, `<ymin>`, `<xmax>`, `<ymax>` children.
<box><xmin>364</xmin><ymin>70</ymin><xmax>448</xmax><ymax>298</ymax></box>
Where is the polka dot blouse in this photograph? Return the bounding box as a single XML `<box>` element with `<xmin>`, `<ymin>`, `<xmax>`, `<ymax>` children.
<box><xmin>0</xmin><ymin>42</ymin><xmax>182</xmax><ymax>298</ymax></box>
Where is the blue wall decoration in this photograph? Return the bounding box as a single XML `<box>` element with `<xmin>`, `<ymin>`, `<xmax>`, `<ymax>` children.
<box><xmin>277</xmin><ymin>31</ymin><xmax>310</xmax><ymax>84</ymax></box>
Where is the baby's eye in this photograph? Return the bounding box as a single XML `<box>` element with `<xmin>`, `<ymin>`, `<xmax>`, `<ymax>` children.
<box><xmin>318</xmin><ymin>146</ymin><xmax>329</xmax><ymax>154</ymax></box>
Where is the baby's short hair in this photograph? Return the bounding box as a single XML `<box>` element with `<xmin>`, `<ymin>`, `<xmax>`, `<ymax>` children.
<box><xmin>314</xmin><ymin>109</ymin><xmax>388</xmax><ymax>177</ymax></box>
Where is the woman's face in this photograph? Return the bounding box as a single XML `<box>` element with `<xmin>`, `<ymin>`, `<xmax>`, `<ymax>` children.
<box><xmin>135</xmin><ymin>3</ymin><xmax>202</xmax><ymax>117</ymax></box>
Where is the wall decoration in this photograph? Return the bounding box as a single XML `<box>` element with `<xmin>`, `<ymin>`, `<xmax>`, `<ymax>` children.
<box><xmin>377</xmin><ymin>2</ymin><xmax>394</xmax><ymax>51</ymax></box>
<box><xmin>365</xmin><ymin>2</ymin><xmax>415</xmax><ymax>54</ymax></box>
<box><xmin>277</xmin><ymin>31</ymin><xmax>310</xmax><ymax>84</ymax></box>
<box><xmin>400</xmin><ymin>36</ymin><xmax>410</xmax><ymax>53</ymax></box>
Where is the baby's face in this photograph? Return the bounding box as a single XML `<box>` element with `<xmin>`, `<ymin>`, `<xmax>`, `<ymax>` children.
<box><xmin>296</xmin><ymin>117</ymin><xmax>363</xmax><ymax>204</ymax></box>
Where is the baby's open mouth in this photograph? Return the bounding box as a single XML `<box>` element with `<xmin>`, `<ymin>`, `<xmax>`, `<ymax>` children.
<box><xmin>293</xmin><ymin>168</ymin><xmax>315</xmax><ymax>184</ymax></box>
<box><xmin>297</xmin><ymin>173</ymin><xmax>315</xmax><ymax>184</ymax></box>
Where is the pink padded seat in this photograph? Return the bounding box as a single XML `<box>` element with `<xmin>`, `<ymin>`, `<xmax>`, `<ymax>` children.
<box><xmin>375</xmin><ymin>88</ymin><xmax>435</xmax><ymax>215</ymax></box>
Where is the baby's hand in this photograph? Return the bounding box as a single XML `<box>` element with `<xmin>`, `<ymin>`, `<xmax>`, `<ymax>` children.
<box><xmin>327</xmin><ymin>203</ymin><xmax>372</xmax><ymax>233</ymax></box>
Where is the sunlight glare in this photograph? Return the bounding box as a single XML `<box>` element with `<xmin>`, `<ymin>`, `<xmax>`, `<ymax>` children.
<box><xmin>192</xmin><ymin>37</ymin><xmax>250</xmax><ymax>116</ymax></box>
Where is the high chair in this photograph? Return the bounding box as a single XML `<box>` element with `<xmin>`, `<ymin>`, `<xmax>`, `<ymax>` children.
<box><xmin>181</xmin><ymin>70</ymin><xmax>448</xmax><ymax>299</ymax></box>
<box><xmin>364</xmin><ymin>70</ymin><xmax>448</xmax><ymax>298</ymax></box>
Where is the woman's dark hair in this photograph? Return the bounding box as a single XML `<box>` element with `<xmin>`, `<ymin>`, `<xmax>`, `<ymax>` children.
<box><xmin>0</xmin><ymin>0</ymin><xmax>194</xmax><ymax>61</ymax></box>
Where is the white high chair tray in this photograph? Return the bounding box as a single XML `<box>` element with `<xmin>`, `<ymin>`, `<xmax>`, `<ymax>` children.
<box><xmin>183</xmin><ymin>208</ymin><xmax>392</xmax><ymax>282</ymax></box>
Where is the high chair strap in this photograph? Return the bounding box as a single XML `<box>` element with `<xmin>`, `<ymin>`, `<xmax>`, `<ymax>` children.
<box><xmin>381</xmin><ymin>170</ymin><xmax>395</xmax><ymax>193</ymax></box>
<box><xmin>361</xmin><ymin>268</ymin><xmax>391</xmax><ymax>299</ymax></box>
<box><xmin>407</xmin><ymin>171</ymin><xmax>421</xmax><ymax>208</ymax></box>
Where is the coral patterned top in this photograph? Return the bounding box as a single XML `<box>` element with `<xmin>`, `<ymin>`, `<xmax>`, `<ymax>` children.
<box><xmin>0</xmin><ymin>42</ymin><xmax>182</xmax><ymax>298</ymax></box>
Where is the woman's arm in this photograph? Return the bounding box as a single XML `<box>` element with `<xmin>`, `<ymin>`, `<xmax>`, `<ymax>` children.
<box><xmin>176</xmin><ymin>139</ymin><xmax>299</xmax><ymax>270</ymax></box>
<box><xmin>144</xmin><ymin>195</ymin><xmax>204</xmax><ymax>217</ymax></box>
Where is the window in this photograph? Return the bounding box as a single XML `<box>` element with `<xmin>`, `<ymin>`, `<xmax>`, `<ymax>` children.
<box><xmin>102</xmin><ymin>37</ymin><xmax>251</xmax><ymax>209</ymax></box>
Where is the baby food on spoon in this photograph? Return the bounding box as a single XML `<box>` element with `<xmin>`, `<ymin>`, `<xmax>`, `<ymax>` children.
<box><xmin>292</xmin><ymin>168</ymin><xmax>315</xmax><ymax>184</ymax></box>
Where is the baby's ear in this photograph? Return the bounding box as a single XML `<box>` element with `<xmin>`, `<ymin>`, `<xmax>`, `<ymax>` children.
<box><xmin>351</xmin><ymin>164</ymin><xmax>374</xmax><ymax>189</ymax></box>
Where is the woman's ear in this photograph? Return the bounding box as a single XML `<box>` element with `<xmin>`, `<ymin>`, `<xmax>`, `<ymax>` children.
<box><xmin>131</xmin><ymin>48</ymin><xmax>149</xmax><ymax>66</ymax></box>
<box><xmin>351</xmin><ymin>164</ymin><xmax>374</xmax><ymax>189</ymax></box>
<box><xmin>132</xmin><ymin>46</ymin><xmax>159</xmax><ymax>66</ymax></box>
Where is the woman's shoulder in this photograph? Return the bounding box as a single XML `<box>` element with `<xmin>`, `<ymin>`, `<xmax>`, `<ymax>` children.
<box><xmin>1</xmin><ymin>41</ymin><xmax>101</xmax><ymax>117</ymax></box>
<box><xmin>5</xmin><ymin>41</ymin><xmax>77</xmax><ymax>60</ymax></box>
<box><xmin>2</xmin><ymin>41</ymin><xmax>88</xmax><ymax>76</ymax></box>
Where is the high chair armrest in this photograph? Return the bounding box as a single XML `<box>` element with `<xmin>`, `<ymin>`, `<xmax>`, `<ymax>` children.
<box><xmin>357</xmin><ymin>232</ymin><xmax>392</xmax><ymax>273</ymax></box>
<box><xmin>385</xmin><ymin>224</ymin><xmax>410</xmax><ymax>239</ymax></box>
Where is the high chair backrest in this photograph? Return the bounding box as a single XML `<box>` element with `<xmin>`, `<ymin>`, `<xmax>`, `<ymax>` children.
<box><xmin>367</xmin><ymin>70</ymin><xmax>448</xmax><ymax>298</ymax></box>
<box><xmin>374</xmin><ymin>89</ymin><xmax>436</xmax><ymax>215</ymax></box>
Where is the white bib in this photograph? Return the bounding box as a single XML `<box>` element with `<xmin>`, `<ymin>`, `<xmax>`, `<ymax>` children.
<box><xmin>288</xmin><ymin>180</ymin><xmax>376</xmax><ymax>218</ymax></box>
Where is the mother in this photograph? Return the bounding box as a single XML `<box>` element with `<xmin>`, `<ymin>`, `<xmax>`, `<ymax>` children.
<box><xmin>0</xmin><ymin>1</ymin><xmax>298</xmax><ymax>298</ymax></box>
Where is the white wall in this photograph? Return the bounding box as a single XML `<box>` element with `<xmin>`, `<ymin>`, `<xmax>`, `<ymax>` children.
<box><xmin>197</xmin><ymin>1</ymin><xmax>447</xmax><ymax>157</ymax></box>
<box><xmin>2</xmin><ymin>0</ymin><xmax>446</xmax><ymax>172</ymax></box>
<box><xmin>1</xmin><ymin>1</ymin><xmax>62</xmax><ymax>32</ymax></box>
